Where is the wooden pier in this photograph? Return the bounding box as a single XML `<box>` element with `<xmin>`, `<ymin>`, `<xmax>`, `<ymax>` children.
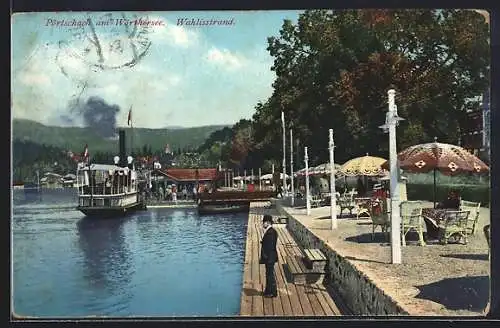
<box><xmin>240</xmin><ymin>203</ymin><xmax>343</xmax><ymax>316</ymax></box>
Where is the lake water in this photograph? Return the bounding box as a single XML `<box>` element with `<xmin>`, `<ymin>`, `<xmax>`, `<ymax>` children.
<box><xmin>12</xmin><ymin>189</ymin><xmax>248</xmax><ymax>317</ymax></box>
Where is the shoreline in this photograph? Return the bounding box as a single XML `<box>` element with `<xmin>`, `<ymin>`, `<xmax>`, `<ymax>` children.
<box><xmin>147</xmin><ymin>204</ymin><xmax>197</xmax><ymax>209</ymax></box>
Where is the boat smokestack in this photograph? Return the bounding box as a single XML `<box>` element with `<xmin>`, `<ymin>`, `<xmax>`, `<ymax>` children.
<box><xmin>119</xmin><ymin>129</ymin><xmax>126</xmax><ymax>167</ymax></box>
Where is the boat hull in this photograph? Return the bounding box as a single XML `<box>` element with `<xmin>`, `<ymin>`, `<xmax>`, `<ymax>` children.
<box><xmin>197</xmin><ymin>203</ymin><xmax>249</xmax><ymax>215</ymax></box>
<box><xmin>77</xmin><ymin>202</ymin><xmax>147</xmax><ymax>218</ymax></box>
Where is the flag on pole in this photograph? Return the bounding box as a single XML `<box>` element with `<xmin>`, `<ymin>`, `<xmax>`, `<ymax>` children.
<box><xmin>81</xmin><ymin>144</ymin><xmax>89</xmax><ymax>163</ymax></box>
<box><xmin>127</xmin><ymin>107</ymin><xmax>132</xmax><ymax>126</ymax></box>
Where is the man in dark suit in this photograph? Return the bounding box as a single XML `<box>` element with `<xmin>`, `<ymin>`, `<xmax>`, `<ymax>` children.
<box><xmin>260</xmin><ymin>214</ymin><xmax>278</xmax><ymax>297</ymax></box>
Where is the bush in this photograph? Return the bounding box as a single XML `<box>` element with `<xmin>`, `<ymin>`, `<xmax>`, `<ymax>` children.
<box><xmin>405</xmin><ymin>171</ymin><xmax>489</xmax><ymax>186</ymax></box>
<box><xmin>406</xmin><ymin>183</ymin><xmax>490</xmax><ymax>206</ymax></box>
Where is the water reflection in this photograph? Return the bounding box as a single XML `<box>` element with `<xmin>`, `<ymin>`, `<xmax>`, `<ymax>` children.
<box><xmin>13</xmin><ymin>189</ymin><xmax>43</xmax><ymax>204</ymax></box>
<box><xmin>14</xmin><ymin>189</ymin><xmax>248</xmax><ymax>316</ymax></box>
<box><xmin>76</xmin><ymin>218</ymin><xmax>133</xmax><ymax>294</ymax></box>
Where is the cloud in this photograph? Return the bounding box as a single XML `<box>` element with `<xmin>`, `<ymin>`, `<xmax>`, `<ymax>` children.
<box><xmin>11</xmin><ymin>12</ymin><xmax>279</xmax><ymax>128</ymax></box>
<box><xmin>146</xmin><ymin>17</ymin><xmax>200</xmax><ymax>48</ymax></box>
<box><xmin>163</xmin><ymin>24</ymin><xmax>199</xmax><ymax>47</ymax></box>
<box><xmin>18</xmin><ymin>71</ymin><xmax>50</xmax><ymax>86</ymax></box>
<box><xmin>205</xmin><ymin>47</ymin><xmax>245</xmax><ymax>70</ymax></box>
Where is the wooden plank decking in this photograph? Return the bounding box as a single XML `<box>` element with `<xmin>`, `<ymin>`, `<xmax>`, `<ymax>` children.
<box><xmin>240</xmin><ymin>203</ymin><xmax>342</xmax><ymax>316</ymax></box>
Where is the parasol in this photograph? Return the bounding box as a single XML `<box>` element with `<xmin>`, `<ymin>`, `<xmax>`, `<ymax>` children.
<box><xmin>310</xmin><ymin>163</ymin><xmax>342</xmax><ymax>176</ymax></box>
<box><xmin>381</xmin><ymin>138</ymin><xmax>489</xmax><ymax>207</ymax></box>
<box><xmin>260</xmin><ymin>173</ymin><xmax>274</xmax><ymax>180</ymax></box>
<box><xmin>245</xmin><ymin>175</ymin><xmax>257</xmax><ymax>181</ymax></box>
<box><xmin>295</xmin><ymin>168</ymin><xmax>307</xmax><ymax>177</ymax></box>
<box><xmin>339</xmin><ymin>154</ymin><xmax>387</xmax><ymax>177</ymax></box>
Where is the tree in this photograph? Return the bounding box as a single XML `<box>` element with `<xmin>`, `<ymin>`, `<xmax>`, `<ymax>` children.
<box><xmin>252</xmin><ymin>9</ymin><xmax>489</xmax><ymax>165</ymax></box>
<box><xmin>229</xmin><ymin>120</ymin><xmax>254</xmax><ymax>168</ymax></box>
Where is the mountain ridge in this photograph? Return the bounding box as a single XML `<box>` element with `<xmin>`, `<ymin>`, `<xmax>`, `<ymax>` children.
<box><xmin>12</xmin><ymin>119</ymin><xmax>229</xmax><ymax>153</ymax></box>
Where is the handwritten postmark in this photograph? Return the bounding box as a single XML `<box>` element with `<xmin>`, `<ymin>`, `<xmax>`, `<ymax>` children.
<box><xmin>54</xmin><ymin>12</ymin><xmax>162</xmax><ymax>104</ymax></box>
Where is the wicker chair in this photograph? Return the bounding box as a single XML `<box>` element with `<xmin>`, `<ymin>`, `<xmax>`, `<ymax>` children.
<box><xmin>460</xmin><ymin>200</ymin><xmax>481</xmax><ymax>235</ymax></box>
<box><xmin>400</xmin><ymin>201</ymin><xmax>426</xmax><ymax>246</ymax></box>
<box><xmin>338</xmin><ymin>190</ymin><xmax>356</xmax><ymax>216</ymax></box>
<box><xmin>438</xmin><ymin>210</ymin><xmax>471</xmax><ymax>245</ymax></box>
<box><xmin>355</xmin><ymin>198</ymin><xmax>372</xmax><ymax>219</ymax></box>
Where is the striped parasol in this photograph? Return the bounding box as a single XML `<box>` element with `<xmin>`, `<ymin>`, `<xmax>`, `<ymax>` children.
<box><xmin>381</xmin><ymin>140</ymin><xmax>489</xmax><ymax>175</ymax></box>
<box><xmin>310</xmin><ymin>163</ymin><xmax>342</xmax><ymax>176</ymax></box>
<box><xmin>381</xmin><ymin>139</ymin><xmax>489</xmax><ymax>207</ymax></box>
<box><xmin>295</xmin><ymin>168</ymin><xmax>307</xmax><ymax>177</ymax></box>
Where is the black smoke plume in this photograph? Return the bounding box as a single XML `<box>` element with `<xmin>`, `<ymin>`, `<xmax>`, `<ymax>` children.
<box><xmin>70</xmin><ymin>96</ymin><xmax>121</xmax><ymax>137</ymax></box>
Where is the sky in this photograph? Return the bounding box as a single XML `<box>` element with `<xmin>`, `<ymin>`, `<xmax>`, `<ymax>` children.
<box><xmin>11</xmin><ymin>11</ymin><xmax>301</xmax><ymax>128</ymax></box>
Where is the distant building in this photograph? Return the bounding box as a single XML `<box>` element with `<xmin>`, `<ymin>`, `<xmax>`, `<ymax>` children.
<box><xmin>62</xmin><ymin>174</ymin><xmax>77</xmax><ymax>187</ymax></box>
<box><xmin>150</xmin><ymin>168</ymin><xmax>222</xmax><ymax>191</ymax></box>
<box><xmin>41</xmin><ymin>172</ymin><xmax>63</xmax><ymax>188</ymax></box>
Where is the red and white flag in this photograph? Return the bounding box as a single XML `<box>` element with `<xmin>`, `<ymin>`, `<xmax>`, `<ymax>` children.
<box><xmin>127</xmin><ymin>107</ymin><xmax>132</xmax><ymax>126</ymax></box>
<box><xmin>82</xmin><ymin>144</ymin><xmax>89</xmax><ymax>162</ymax></box>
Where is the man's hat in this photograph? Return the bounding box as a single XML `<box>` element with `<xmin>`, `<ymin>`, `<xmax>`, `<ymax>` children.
<box><xmin>262</xmin><ymin>214</ymin><xmax>273</xmax><ymax>223</ymax></box>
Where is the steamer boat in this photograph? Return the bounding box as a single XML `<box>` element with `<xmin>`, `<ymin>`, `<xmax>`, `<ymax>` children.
<box><xmin>76</xmin><ymin>130</ymin><xmax>146</xmax><ymax>217</ymax></box>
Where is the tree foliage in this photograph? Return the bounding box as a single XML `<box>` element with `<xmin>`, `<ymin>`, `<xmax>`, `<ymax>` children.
<box><xmin>251</xmin><ymin>9</ymin><xmax>489</xmax><ymax>167</ymax></box>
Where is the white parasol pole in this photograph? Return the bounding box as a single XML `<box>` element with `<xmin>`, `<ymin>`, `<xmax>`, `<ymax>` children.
<box><xmin>271</xmin><ymin>163</ymin><xmax>275</xmax><ymax>191</ymax></box>
<box><xmin>259</xmin><ymin>168</ymin><xmax>262</xmax><ymax>190</ymax></box>
<box><xmin>329</xmin><ymin>129</ymin><xmax>337</xmax><ymax>229</ymax></box>
<box><xmin>281</xmin><ymin>111</ymin><xmax>287</xmax><ymax>195</ymax></box>
<box><xmin>290</xmin><ymin>128</ymin><xmax>295</xmax><ymax>207</ymax></box>
<box><xmin>305</xmin><ymin>146</ymin><xmax>311</xmax><ymax>215</ymax></box>
<box><xmin>388</xmin><ymin>89</ymin><xmax>402</xmax><ymax>264</ymax></box>
<box><xmin>244</xmin><ymin>169</ymin><xmax>247</xmax><ymax>190</ymax></box>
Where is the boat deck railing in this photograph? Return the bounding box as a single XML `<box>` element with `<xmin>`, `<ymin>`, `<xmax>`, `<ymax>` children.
<box><xmin>78</xmin><ymin>185</ymin><xmax>137</xmax><ymax>196</ymax></box>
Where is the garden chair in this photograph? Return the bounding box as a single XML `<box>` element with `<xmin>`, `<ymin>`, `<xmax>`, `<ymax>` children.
<box><xmin>355</xmin><ymin>198</ymin><xmax>372</xmax><ymax>219</ymax></box>
<box><xmin>460</xmin><ymin>200</ymin><xmax>481</xmax><ymax>235</ymax></box>
<box><xmin>400</xmin><ymin>201</ymin><xmax>426</xmax><ymax>246</ymax></box>
<box><xmin>338</xmin><ymin>190</ymin><xmax>356</xmax><ymax>216</ymax></box>
<box><xmin>371</xmin><ymin>199</ymin><xmax>390</xmax><ymax>240</ymax></box>
<box><xmin>310</xmin><ymin>194</ymin><xmax>323</xmax><ymax>208</ymax></box>
<box><xmin>437</xmin><ymin>210</ymin><xmax>470</xmax><ymax>245</ymax></box>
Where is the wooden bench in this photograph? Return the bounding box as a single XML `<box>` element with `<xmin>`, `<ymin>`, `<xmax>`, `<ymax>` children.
<box><xmin>303</xmin><ymin>248</ymin><xmax>327</xmax><ymax>271</ymax></box>
<box><xmin>274</xmin><ymin>217</ymin><xmax>288</xmax><ymax>224</ymax></box>
<box><xmin>285</xmin><ymin>254</ymin><xmax>326</xmax><ymax>284</ymax></box>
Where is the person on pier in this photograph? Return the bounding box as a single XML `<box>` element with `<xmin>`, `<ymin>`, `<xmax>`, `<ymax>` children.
<box><xmin>259</xmin><ymin>214</ymin><xmax>278</xmax><ymax>298</ymax></box>
<box><xmin>192</xmin><ymin>185</ymin><xmax>198</xmax><ymax>201</ymax></box>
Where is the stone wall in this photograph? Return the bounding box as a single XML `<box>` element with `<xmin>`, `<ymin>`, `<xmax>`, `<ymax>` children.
<box><xmin>276</xmin><ymin>203</ymin><xmax>409</xmax><ymax>315</ymax></box>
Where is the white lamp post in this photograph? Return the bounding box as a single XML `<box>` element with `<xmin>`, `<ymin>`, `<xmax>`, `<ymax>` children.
<box><xmin>305</xmin><ymin>146</ymin><xmax>311</xmax><ymax>215</ymax></box>
<box><xmin>271</xmin><ymin>163</ymin><xmax>275</xmax><ymax>191</ymax></box>
<box><xmin>244</xmin><ymin>169</ymin><xmax>247</xmax><ymax>190</ymax></box>
<box><xmin>259</xmin><ymin>168</ymin><xmax>262</xmax><ymax>190</ymax></box>
<box><xmin>379</xmin><ymin>89</ymin><xmax>405</xmax><ymax>264</ymax></box>
<box><xmin>290</xmin><ymin>129</ymin><xmax>295</xmax><ymax>207</ymax></box>
<box><xmin>329</xmin><ymin>129</ymin><xmax>337</xmax><ymax>230</ymax></box>
<box><xmin>281</xmin><ymin>111</ymin><xmax>287</xmax><ymax>195</ymax></box>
